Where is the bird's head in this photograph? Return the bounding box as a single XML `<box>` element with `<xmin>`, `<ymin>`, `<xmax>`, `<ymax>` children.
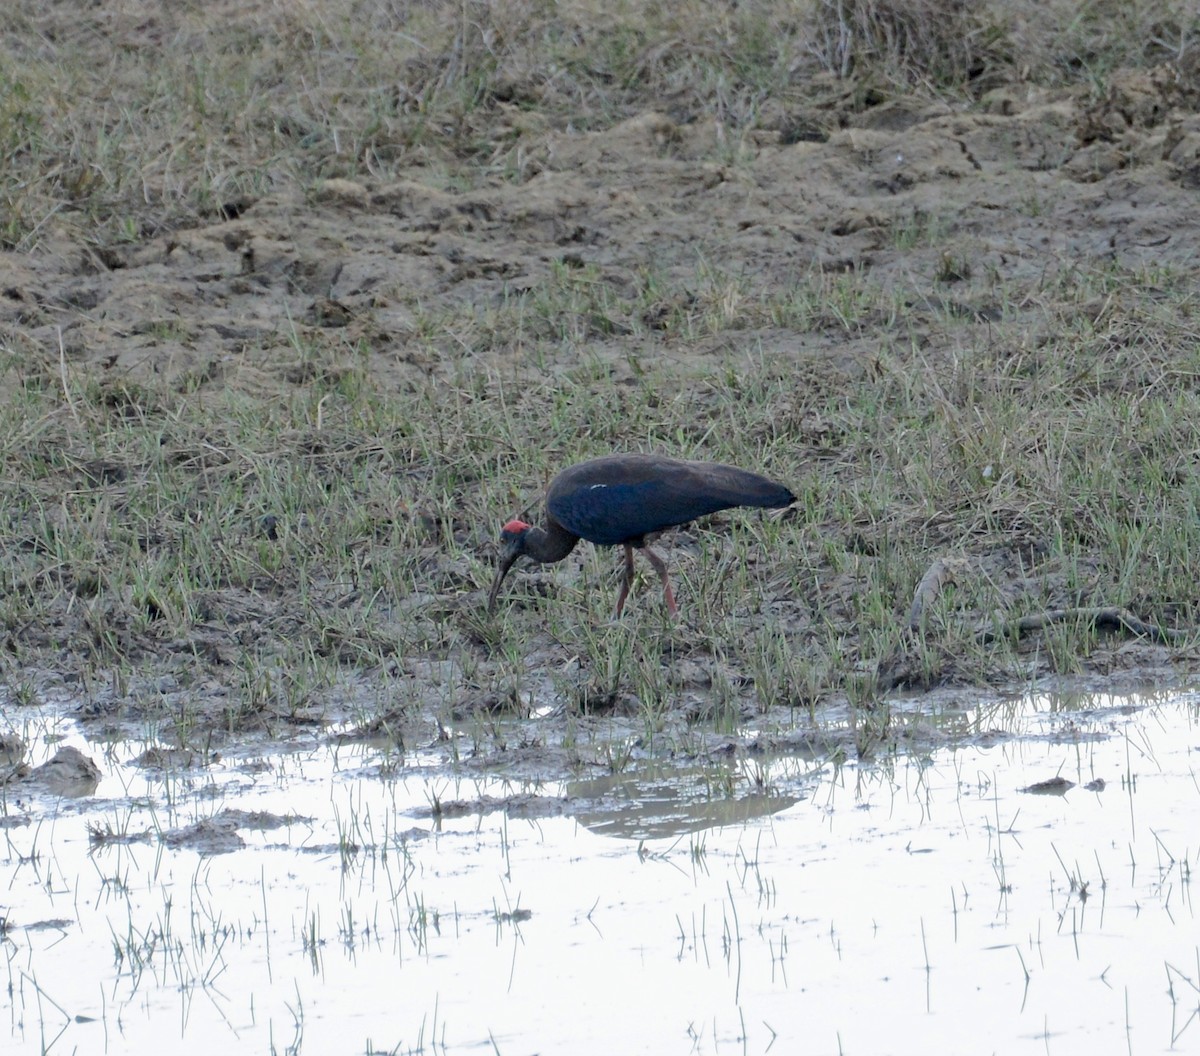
<box><xmin>487</xmin><ymin>519</ymin><xmax>532</xmax><ymax>613</ymax></box>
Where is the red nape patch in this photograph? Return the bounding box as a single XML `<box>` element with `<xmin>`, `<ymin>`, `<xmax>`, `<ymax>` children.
<box><xmin>501</xmin><ymin>519</ymin><xmax>531</xmax><ymax>535</ymax></box>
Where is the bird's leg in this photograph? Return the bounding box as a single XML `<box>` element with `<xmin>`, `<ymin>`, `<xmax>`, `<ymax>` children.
<box><xmin>641</xmin><ymin>545</ymin><xmax>679</xmax><ymax>618</ymax></box>
<box><xmin>614</xmin><ymin>543</ymin><xmax>636</xmax><ymax>617</ymax></box>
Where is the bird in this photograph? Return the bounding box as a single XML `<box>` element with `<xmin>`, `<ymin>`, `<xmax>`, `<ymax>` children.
<box><xmin>487</xmin><ymin>453</ymin><xmax>795</xmax><ymax>617</ymax></box>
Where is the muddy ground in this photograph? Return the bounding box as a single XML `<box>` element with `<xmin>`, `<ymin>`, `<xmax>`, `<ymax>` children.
<box><xmin>4</xmin><ymin>11</ymin><xmax>1200</xmax><ymax>779</ymax></box>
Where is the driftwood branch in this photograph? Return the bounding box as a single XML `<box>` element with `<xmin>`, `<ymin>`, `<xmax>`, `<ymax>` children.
<box><xmin>977</xmin><ymin>606</ymin><xmax>1187</xmax><ymax>646</ymax></box>
<box><xmin>875</xmin><ymin>555</ymin><xmax>1190</xmax><ymax>692</ymax></box>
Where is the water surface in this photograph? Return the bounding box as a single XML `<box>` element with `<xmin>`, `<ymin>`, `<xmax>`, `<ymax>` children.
<box><xmin>2</xmin><ymin>690</ymin><xmax>1196</xmax><ymax>1054</ymax></box>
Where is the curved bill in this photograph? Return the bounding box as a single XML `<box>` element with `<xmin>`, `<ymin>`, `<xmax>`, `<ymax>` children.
<box><xmin>487</xmin><ymin>549</ymin><xmax>520</xmax><ymax>613</ymax></box>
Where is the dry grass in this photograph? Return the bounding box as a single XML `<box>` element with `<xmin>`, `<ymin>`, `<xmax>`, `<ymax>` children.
<box><xmin>2</xmin><ymin>0</ymin><xmax>1197</xmax><ymax>248</ymax></box>
<box><xmin>806</xmin><ymin>0</ymin><xmax>1198</xmax><ymax>87</ymax></box>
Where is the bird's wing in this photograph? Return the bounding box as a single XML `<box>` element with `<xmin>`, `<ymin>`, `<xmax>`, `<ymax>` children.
<box><xmin>548</xmin><ymin>479</ymin><xmax>673</xmax><ymax>546</ymax></box>
<box><xmin>548</xmin><ymin>460</ymin><xmax>789</xmax><ymax>547</ymax></box>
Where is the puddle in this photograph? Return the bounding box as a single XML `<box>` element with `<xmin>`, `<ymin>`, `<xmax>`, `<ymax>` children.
<box><xmin>1</xmin><ymin>691</ymin><xmax>1197</xmax><ymax>1054</ymax></box>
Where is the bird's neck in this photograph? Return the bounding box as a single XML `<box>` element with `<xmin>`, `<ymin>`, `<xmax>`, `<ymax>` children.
<box><xmin>524</xmin><ymin>519</ymin><xmax>579</xmax><ymax>564</ymax></box>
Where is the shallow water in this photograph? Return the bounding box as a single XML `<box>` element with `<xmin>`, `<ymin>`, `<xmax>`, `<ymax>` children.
<box><xmin>2</xmin><ymin>690</ymin><xmax>1197</xmax><ymax>1055</ymax></box>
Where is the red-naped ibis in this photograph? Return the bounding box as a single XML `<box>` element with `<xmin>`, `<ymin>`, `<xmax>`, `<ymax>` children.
<box><xmin>487</xmin><ymin>453</ymin><xmax>795</xmax><ymax>617</ymax></box>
